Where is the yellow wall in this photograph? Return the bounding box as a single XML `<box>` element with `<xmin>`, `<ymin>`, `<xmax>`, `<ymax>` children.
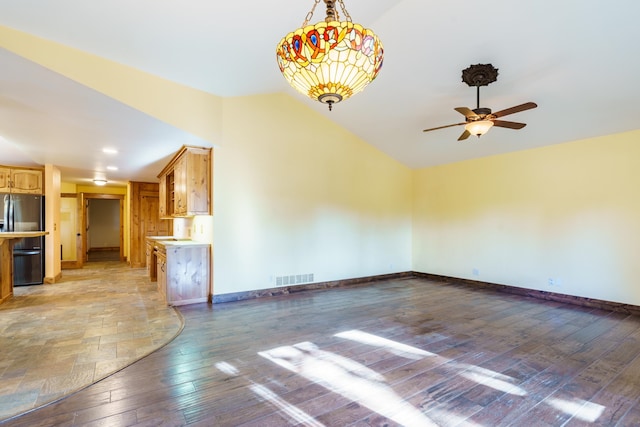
<box><xmin>413</xmin><ymin>129</ymin><xmax>640</xmax><ymax>305</ymax></box>
<box><xmin>213</xmin><ymin>93</ymin><xmax>413</xmax><ymax>294</ymax></box>
<box><xmin>8</xmin><ymin>21</ymin><xmax>640</xmax><ymax>306</ymax></box>
<box><xmin>0</xmin><ymin>24</ymin><xmax>412</xmax><ymax>296</ymax></box>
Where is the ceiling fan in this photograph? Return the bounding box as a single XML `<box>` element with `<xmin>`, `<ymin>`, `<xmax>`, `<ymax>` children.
<box><xmin>422</xmin><ymin>64</ymin><xmax>537</xmax><ymax>141</ymax></box>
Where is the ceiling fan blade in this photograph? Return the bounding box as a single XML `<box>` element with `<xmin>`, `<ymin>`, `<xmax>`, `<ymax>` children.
<box><xmin>422</xmin><ymin>122</ymin><xmax>466</xmax><ymax>132</ymax></box>
<box><xmin>457</xmin><ymin>130</ymin><xmax>471</xmax><ymax>141</ymax></box>
<box><xmin>492</xmin><ymin>102</ymin><xmax>537</xmax><ymax>118</ymax></box>
<box><xmin>492</xmin><ymin>120</ymin><xmax>527</xmax><ymax>129</ymax></box>
<box><xmin>454</xmin><ymin>107</ymin><xmax>479</xmax><ymax>119</ymax></box>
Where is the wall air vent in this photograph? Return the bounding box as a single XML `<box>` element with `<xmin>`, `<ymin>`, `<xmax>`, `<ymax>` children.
<box><xmin>274</xmin><ymin>273</ymin><xmax>315</xmax><ymax>287</ymax></box>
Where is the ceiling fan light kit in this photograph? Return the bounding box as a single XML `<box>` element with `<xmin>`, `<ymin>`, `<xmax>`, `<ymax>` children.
<box><xmin>276</xmin><ymin>0</ymin><xmax>384</xmax><ymax>111</ymax></box>
<box><xmin>423</xmin><ymin>63</ymin><xmax>537</xmax><ymax>140</ymax></box>
<box><xmin>465</xmin><ymin>119</ymin><xmax>494</xmax><ymax>137</ymax></box>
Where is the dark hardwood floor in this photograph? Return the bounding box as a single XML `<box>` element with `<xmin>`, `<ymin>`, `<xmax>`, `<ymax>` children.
<box><xmin>87</xmin><ymin>249</ymin><xmax>121</xmax><ymax>262</ymax></box>
<box><xmin>3</xmin><ymin>277</ymin><xmax>640</xmax><ymax>426</ymax></box>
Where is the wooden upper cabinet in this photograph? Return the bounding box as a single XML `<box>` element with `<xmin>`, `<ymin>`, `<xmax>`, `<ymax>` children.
<box><xmin>0</xmin><ymin>168</ymin><xmax>10</xmax><ymax>192</ymax></box>
<box><xmin>173</xmin><ymin>155</ymin><xmax>187</xmax><ymax>216</ymax></box>
<box><xmin>158</xmin><ymin>174</ymin><xmax>168</xmax><ymax>218</ymax></box>
<box><xmin>157</xmin><ymin>146</ymin><xmax>211</xmax><ymax>218</ymax></box>
<box><xmin>0</xmin><ymin>166</ymin><xmax>43</xmax><ymax>194</ymax></box>
<box><xmin>11</xmin><ymin>169</ymin><xmax>43</xmax><ymax>194</ymax></box>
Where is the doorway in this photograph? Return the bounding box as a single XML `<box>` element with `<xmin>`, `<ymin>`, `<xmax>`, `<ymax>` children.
<box><xmin>60</xmin><ymin>193</ymin><xmax>82</xmax><ymax>269</ymax></box>
<box><xmin>80</xmin><ymin>193</ymin><xmax>124</xmax><ymax>264</ymax></box>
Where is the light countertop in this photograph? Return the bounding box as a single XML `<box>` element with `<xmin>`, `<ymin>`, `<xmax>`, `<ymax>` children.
<box><xmin>154</xmin><ymin>240</ymin><xmax>210</xmax><ymax>248</ymax></box>
<box><xmin>0</xmin><ymin>231</ymin><xmax>48</xmax><ymax>244</ymax></box>
<box><xmin>146</xmin><ymin>236</ymin><xmax>210</xmax><ymax>249</ymax></box>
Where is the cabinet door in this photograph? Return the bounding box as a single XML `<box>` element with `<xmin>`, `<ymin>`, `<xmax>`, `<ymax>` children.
<box><xmin>173</xmin><ymin>156</ymin><xmax>187</xmax><ymax>216</ymax></box>
<box><xmin>146</xmin><ymin>241</ymin><xmax>158</xmax><ymax>281</ymax></box>
<box><xmin>158</xmin><ymin>174</ymin><xmax>167</xmax><ymax>218</ymax></box>
<box><xmin>156</xmin><ymin>253</ymin><xmax>167</xmax><ymax>303</ymax></box>
<box><xmin>0</xmin><ymin>168</ymin><xmax>11</xmax><ymax>192</ymax></box>
<box><xmin>184</xmin><ymin>150</ymin><xmax>211</xmax><ymax>215</ymax></box>
<box><xmin>165</xmin><ymin>246</ymin><xmax>209</xmax><ymax>305</ymax></box>
<box><xmin>157</xmin><ymin>145</ymin><xmax>211</xmax><ymax>218</ymax></box>
<box><xmin>11</xmin><ymin>169</ymin><xmax>43</xmax><ymax>194</ymax></box>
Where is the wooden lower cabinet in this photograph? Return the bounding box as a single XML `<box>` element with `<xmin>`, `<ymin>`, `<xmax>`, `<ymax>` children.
<box><xmin>147</xmin><ymin>240</ymin><xmax>157</xmax><ymax>281</ymax></box>
<box><xmin>156</xmin><ymin>249</ymin><xmax>167</xmax><ymax>303</ymax></box>
<box><xmin>0</xmin><ymin>240</ymin><xmax>14</xmax><ymax>304</ymax></box>
<box><xmin>155</xmin><ymin>242</ymin><xmax>209</xmax><ymax>306</ymax></box>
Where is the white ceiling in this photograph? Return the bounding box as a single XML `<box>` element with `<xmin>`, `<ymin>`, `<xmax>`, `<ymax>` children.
<box><xmin>0</xmin><ymin>0</ymin><xmax>639</xmax><ymax>186</ymax></box>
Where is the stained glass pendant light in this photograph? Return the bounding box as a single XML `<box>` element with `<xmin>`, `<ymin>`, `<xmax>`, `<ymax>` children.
<box><xmin>276</xmin><ymin>0</ymin><xmax>384</xmax><ymax>111</ymax></box>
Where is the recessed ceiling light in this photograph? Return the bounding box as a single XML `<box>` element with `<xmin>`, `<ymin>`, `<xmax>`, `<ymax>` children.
<box><xmin>93</xmin><ymin>179</ymin><xmax>108</xmax><ymax>186</ymax></box>
<box><xmin>103</xmin><ymin>148</ymin><xmax>118</xmax><ymax>154</ymax></box>
<box><xmin>107</xmin><ymin>166</ymin><xmax>118</xmax><ymax>171</ymax></box>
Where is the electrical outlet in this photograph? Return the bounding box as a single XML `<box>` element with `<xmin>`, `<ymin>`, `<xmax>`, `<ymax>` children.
<box><xmin>548</xmin><ymin>278</ymin><xmax>562</xmax><ymax>287</ymax></box>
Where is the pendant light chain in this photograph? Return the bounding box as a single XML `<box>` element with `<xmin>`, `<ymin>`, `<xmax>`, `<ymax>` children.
<box><xmin>303</xmin><ymin>0</ymin><xmax>352</xmax><ymax>26</ymax></box>
<box><xmin>337</xmin><ymin>0</ymin><xmax>352</xmax><ymax>22</ymax></box>
<box><xmin>303</xmin><ymin>0</ymin><xmax>321</xmax><ymax>26</ymax></box>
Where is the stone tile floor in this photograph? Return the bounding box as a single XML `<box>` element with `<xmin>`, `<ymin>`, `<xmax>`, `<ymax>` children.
<box><xmin>0</xmin><ymin>261</ymin><xmax>183</xmax><ymax>422</ymax></box>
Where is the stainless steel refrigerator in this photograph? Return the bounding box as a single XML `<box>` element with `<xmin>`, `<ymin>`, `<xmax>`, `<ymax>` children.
<box><xmin>1</xmin><ymin>193</ymin><xmax>45</xmax><ymax>286</ymax></box>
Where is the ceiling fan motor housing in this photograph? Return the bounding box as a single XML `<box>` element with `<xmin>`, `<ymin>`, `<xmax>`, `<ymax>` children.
<box><xmin>471</xmin><ymin>107</ymin><xmax>492</xmax><ymax>120</ymax></box>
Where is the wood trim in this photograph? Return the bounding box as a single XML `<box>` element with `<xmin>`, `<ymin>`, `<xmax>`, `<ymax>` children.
<box><xmin>157</xmin><ymin>145</ymin><xmax>211</xmax><ymax>178</ymax></box>
<box><xmin>80</xmin><ymin>193</ymin><xmax>125</xmax><ymax>263</ymax></box>
<box><xmin>88</xmin><ymin>247</ymin><xmax>120</xmax><ymax>252</ymax></box>
<box><xmin>61</xmin><ymin>260</ymin><xmax>81</xmax><ymax>270</ymax></box>
<box><xmin>213</xmin><ymin>270</ymin><xmax>640</xmax><ymax>316</ymax></box>
<box><xmin>212</xmin><ymin>272</ymin><xmax>414</xmax><ymax>303</ymax></box>
<box><xmin>414</xmin><ymin>272</ymin><xmax>640</xmax><ymax>316</ymax></box>
<box><xmin>43</xmin><ymin>272</ymin><xmax>63</xmax><ymax>284</ymax></box>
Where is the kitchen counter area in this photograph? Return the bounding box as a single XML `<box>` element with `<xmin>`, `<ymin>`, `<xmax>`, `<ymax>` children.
<box><xmin>0</xmin><ymin>231</ymin><xmax>48</xmax><ymax>304</ymax></box>
<box><xmin>146</xmin><ymin>236</ymin><xmax>211</xmax><ymax>306</ymax></box>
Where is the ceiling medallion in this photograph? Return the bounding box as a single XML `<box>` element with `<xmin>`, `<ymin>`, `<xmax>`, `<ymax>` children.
<box><xmin>276</xmin><ymin>0</ymin><xmax>384</xmax><ymax>111</ymax></box>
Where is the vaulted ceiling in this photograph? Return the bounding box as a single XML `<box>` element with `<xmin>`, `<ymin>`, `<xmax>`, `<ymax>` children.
<box><xmin>0</xmin><ymin>0</ymin><xmax>638</xmax><ymax>186</ymax></box>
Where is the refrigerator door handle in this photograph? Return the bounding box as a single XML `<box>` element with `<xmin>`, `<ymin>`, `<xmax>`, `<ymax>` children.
<box><xmin>3</xmin><ymin>195</ymin><xmax>9</xmax><ymax>232</ymax></box>
<box><xmin>8</xmin><ymin>196</ymin><xmax>14</xmax><ymax>231</ymax></box>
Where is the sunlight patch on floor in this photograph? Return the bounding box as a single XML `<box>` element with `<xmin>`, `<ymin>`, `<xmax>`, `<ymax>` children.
<box><xmin>259</xmin><ymin>342</ymin><xmax>438</xmax><ymax>427</ymax></box>
<box><xmin>214</xmin><ymin>361</ymin><xmax>239</xmax><ymax>376</ymax></box>
<box><xmin>211</xmin><ymin>329</ymin><xmax>609</xmax><ymax>426</ymax></box>
<box><xmin>548</xmin><ymin>397</ymin><xmax>605</xmax><ymax>422</ymax></box>
<box><xmin>457</xmin><ymin>364</ymin><xmax>527</xmax><ymax>396</ymax></box>
<box><xmin>334</xmin><ymin>329</ymin><xmax>436</xmax><ymax>359</ymax></box>
<box><xmin>250</xmin><ymin>383</ymin><xmax>326</xmax><ymax>427</ymax></box>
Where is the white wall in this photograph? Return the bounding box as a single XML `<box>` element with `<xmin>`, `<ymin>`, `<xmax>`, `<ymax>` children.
<box><xmin>413</xmin><ymin>130</ymin><xmax>640</xmax><ymax>306</ymax></box>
